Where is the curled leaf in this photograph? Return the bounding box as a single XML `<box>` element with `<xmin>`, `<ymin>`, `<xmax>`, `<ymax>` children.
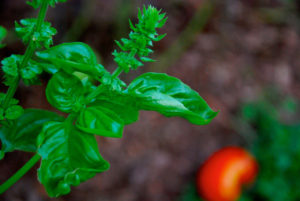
<box><xmin>46</xmin><ymin>71</ymin><xmax>86</xmax><ymax>113</ymax></box>
<box><xmin>37</xmin><ymin>121</ymin><xmax>110</xmax><ymax>197</ymax></box>
<box><xmin>76</xmin><ymin>106</ymin><xmax>124</xmax><ymax>138</ymax></box>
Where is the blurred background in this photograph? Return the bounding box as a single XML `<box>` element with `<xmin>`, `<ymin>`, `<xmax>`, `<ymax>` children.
<box><xmin>0</xmin><ymin>0</ymin><xmax>300</xmax><ymax>200</ymax></box>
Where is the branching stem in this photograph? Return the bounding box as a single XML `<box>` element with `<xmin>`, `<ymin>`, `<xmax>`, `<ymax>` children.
<box><xmin>0</xmin><ymin>0</ymin><xmax>49</xmax><ymax>194</ymax></box>
<box><xmin>2</xmin><ymin>0</ymin><xmax>49</xmax><ymax>109</ymax></box>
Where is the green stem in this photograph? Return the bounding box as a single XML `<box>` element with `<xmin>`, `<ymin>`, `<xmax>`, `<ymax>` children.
<box><xmin>111</xmin><ymin>49</ymin><xmax>136</xmax><ymax>78</ymax></box>
<box><xmin>84</xmin><ymin>66</ymin><xmax>123</xmax><ymax>104</ymax></box>
<box><xmin>0</xmin><ymin>0</ymin><xmax>49</xmax><ymax>193</ymax></box>
<box><xmin>112</xmin><ymin>67</ymin><xmax>123</xmax><ymax>78</ymax></box>
<box><xmin>65</xmin><ymin>113</ymin><xmax>77</xmax><ymax>125</ymax></box>
<box><xmin>2</xmin><ymin>0</ymin><xmax>49</xmax><ymax>109</ymax></box>
<box><xmin>19</xmin><ymin>0</ymin><xmax>48</xmax><ymax>70</ymax></box>
<box><xmin>2</xmin><ymin>76</ymin><xmax>20</xmax><ymax>109</ymax></box>
<box><xmin>35</xmin><ymin>1</ymin><xmax>48</xmax><ymax>31</ymax></box>
<box><xmin>85</xmin><ymin>44</ymin><xmax>132</xmax><ymax>104</ymax></box>
<box><xmin>0</xmin><ymin>154</ymin><xmax>41</xmax><ymax>194</ymax></box>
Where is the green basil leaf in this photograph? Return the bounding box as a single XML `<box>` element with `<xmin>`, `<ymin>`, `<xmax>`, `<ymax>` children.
<box><xmin>113</xmin><ymin>51</ymin><xmax>143</xmax><ymax>73</ymax></box>
<box><xmin>4</xmin><ymin>105</ymin><xmax>24</xmax><ymax>120</ymax></box>
<box><xmin>36</xmin><ymin>42</ymin><xmax>104</xmax><ymax>76</ymax></box>
<box><xmin>1</xmin><ymin>55</ymin><xmax>20</xmax><ymax>80</ymax></box>
<box><xmin>37</xmin><ymin>121</ymin><xmax>110</xmax><ymax>197</ymax></box>
<box><xmin>0</xmin><ymin>109</ymin><xmax>64</xmax><ymax>159</ymax></box>
<box><xmin>15</xmin><ymin>18</ymin><xmax>57</xmax><ymax>49</ymax></box>
<box><xmin>91</xmin><ymin>97</ymin><xmax>139</xmax><ymax>125</ymax></box>
<box><xmin>76</xmin><ymin>106</ymin><xmax>124</xmax><ymax>138</ymax></box>
<box><xmin>46</xmin><ymin>71</ymin><xmax>85</xmax><ymax>113</ymax></box>
<box><xmin>126</xmin><ymin>72</ymin><xmax>218</xmax><ymax>125</ymax></box>
<box><xmin>0</xmin><ymin>25</ymin><xmax>7</xmax><ymax>48</ymax></box>
<box><xmin>1</xmin><ymin>54</ymin><xmax>43</xmax><ymax>86</ymax></box>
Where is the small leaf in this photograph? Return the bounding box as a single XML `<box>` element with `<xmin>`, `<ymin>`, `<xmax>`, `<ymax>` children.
<box><xmin>46</xmin><ymin>71</ymin><xmax>86</xmax><ymax>113</ymax></box>
<box><xmin>140</xmin><ymin>57</ymin><xmax>155</xmax><ymax>62</ymax></box>
<box><xmin>113</xmin><ymin>51</ymin><xmax>143</xmax><ymax>72</ymax></box>
<box><xmin>1</xmin><ymin>55</ymin><xmax>21</xmax><ymax>86</ymax></box>
<box><xmin>0</xmin><ymin>109</ymin><xmax>64</xmax><ymax>159</ymax></box>
<box><xmin>1</xmin><ymin>54</ymin><xmax>43</xmax><ymax>86</ymax></box>
<box><xmin>113</xmin><ymin>5</ymin><xmax>167</xmax><ymax>73</ymax></box>
<box><xmin>36</xmin><ymin>42</ymin><xmax>104</xmax><ymax>76</ymax></box>
<box><xmin>100</xmin><ymin>71</ymin><xmax>127</xmax><ymax>92</ymax></box>
<box><xmin>37</xmin><ymin>121</ymin><xmax>109</xmax><ymax>197</ymax></box>
<box><xmin>76</xmin><ymin>106</ymin><xmax>124</xmax><ymax>138</ymax></box>
<box><xmin>1</xmin><ymin>55</ymin><xmax>20</xmax><ymax>77</ymax></box>
<box><xmin>4</xmin><ymin>105</ymin><xmax>24</xmax><ymax>120</ymax></box>
<box><xmin>126</xmin><ymin>72</ymin><xmax>218</xmax><ymax>125</ymax></box>
<box><xmin>15</xmin><ymin>18</ymin><xmax>57</xmax><ymax>48</ymax></box>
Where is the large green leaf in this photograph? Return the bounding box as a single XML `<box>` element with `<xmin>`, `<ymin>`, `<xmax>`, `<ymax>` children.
<box><xmin>37</xmin><ymin>121</ymin><xmax>110</xmax><ymax>197</ymax></box>
<box><xmin>126</xmin><ymin>72</ymin><xmax>218</xmax><ymax>125</ymax></box>
<box><xmin>36</xmin><ymin>42</ymin><xmax>104</xmax><ymax>76</ymax></box>
<box><xmin>46</xmin><ymin>71</ymin><xmax>86</xmax><ymax>113</ymax></box>
<box><xmin>90</xmin><ymin>97</ymin><xmax>139</xmax><ymax>125</ymax></box>
<box><xmin>76</xmin><ymin>106</ymin><xmax>124</xmax><ymax>138</ymax></box>
<box><xmin>0</xmin><ymin>109</ymin><xmax>64</xmax><ymax>159</ymax></box>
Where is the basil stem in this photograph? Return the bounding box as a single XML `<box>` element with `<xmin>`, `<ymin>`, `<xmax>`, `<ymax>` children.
<box><xmin>0</xmin><ymin>154</ymin><xmax>41</xmax><ymax>194</ymax></box>
<box><xmin>2</xmin><ymin>0</ymin><xmax>49</xmax><ymax>109</ymax></box>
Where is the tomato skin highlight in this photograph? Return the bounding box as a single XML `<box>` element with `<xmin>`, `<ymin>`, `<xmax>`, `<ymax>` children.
<box><xmin>197</xmin><ymin>147</ymin><xmax>258</xmax><ymax>201</ymax></box>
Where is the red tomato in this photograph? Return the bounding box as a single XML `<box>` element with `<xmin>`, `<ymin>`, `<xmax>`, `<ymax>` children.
<box><xmin>197</xmin><ymin>146</ymin><xmax>258</xmax><ymax>201</ymax></box>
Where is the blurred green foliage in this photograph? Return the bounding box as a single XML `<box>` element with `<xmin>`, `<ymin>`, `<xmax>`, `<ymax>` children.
<box><xmin>240</xmin><ymin>97</ymin><xmax>300</xmax><ymax>201</ymax></box>
<box><xmin>180</xmin><ymin>95</ymin><xmax>300</xmax><ymax>201</ymax></box>
<box><xmin>179</xmin><ymin>184</ymin><xmax>203</xmax><ymax>201</ymax></box>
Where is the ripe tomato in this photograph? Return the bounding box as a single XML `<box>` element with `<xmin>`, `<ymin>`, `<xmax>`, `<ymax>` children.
<box><xmin>197</xmin><ymin>146</ymin><xmax>258</xmax><ymax>201</ymax></box>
